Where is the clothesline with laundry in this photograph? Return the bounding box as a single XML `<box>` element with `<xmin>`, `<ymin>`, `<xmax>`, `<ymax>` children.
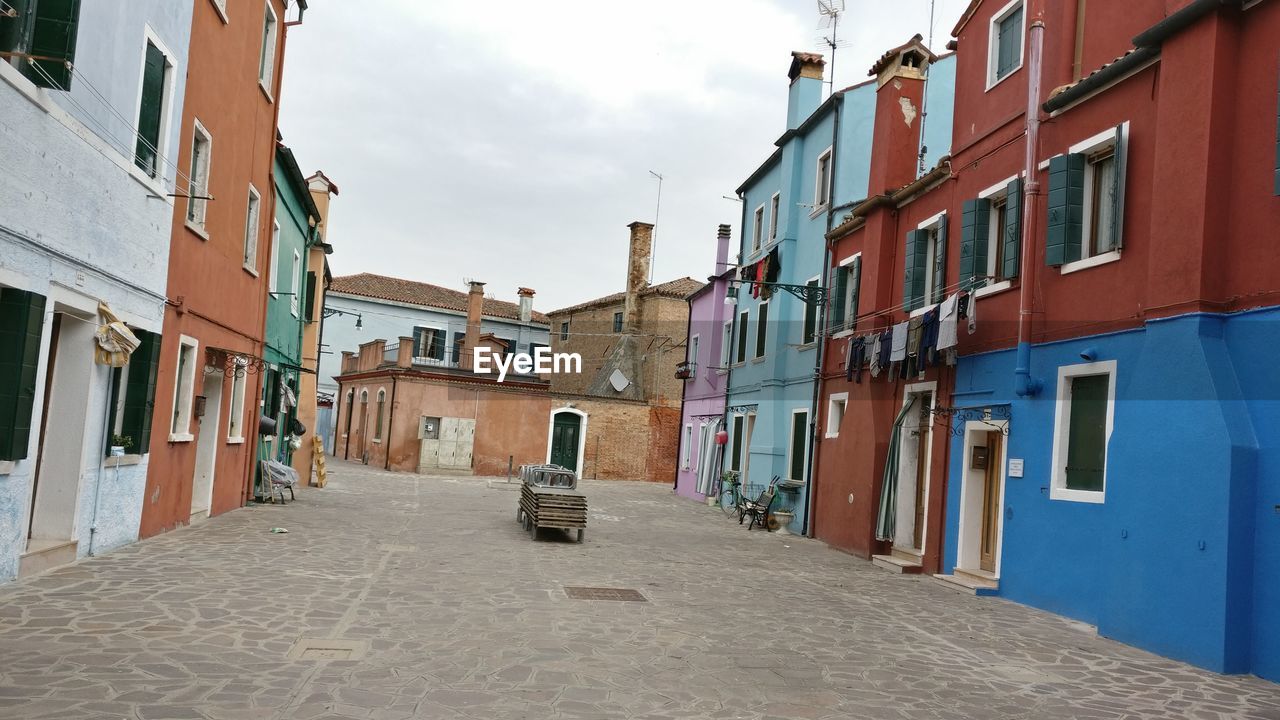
<box><xmin>842</xmin><ymin>290</ymin><xmax>976</xmax><ymax>385</ymax></box>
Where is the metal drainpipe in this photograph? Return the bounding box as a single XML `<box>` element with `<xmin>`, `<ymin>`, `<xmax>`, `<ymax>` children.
<box><xmin>674</xmin><ymin>304</ymin><xmax>692</xmax><ymax>490</ymax></box>
<box><xmin>384</xmin><ymin>375</ymin><xmax>397</xmax><ymax>471</ymax></box>
<box><xmin>804</xmin><ymin>91</ymin><xmax>841</xmax><ymax>538</ymax></box>
<box><xmin>1015</xmin><ymin>4</ymin><xmax>1047</xmax><ymax>398</ymax></box>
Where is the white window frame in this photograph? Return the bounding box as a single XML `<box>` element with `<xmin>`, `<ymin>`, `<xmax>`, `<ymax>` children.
<box><xmin>681</xmin><ymin>424</ymin><xmax>693</xmax><ymax>470</ymax></box>
<box><xmin>913</xmin><ymin>212</ymin><xmax>946</xmax><ymax>316</ymax></box>
<box><xmin>412</xmin><ymin>325</ymin><xmax>447</xmax><ymax>362</ymax></box>
<box><xmin>787</xmin><ymin>408</ymin><xmax>810</xmax><ymax>483</ymax></box>
<box><xmin>226</xmin><ymin>361</ymin><xmax>247</xmax><ymax>444</ymax></box>
<box><xmin>373</xmin><ymin>388</ymin><xmax>386</xmax><ymax>442</ymax></box>
<box><xmin>986</xmin><ymin>0</ymin><xmax>1026</xmax><ymax>91</ymax></box>
<box><xmin>559</xmin><ymin>321</ymin><xmax>570</xmax><ymax>341</ymax></box>
<box><xmin>169</xmin><ymin>335</ymin><xmax>199</xmax><ymax>442</ymax></box>
<box><xmin>752</xmin><ymin>204</ymin><xmax>765</xmax><ymax>254</ymax></box>
<box><xmin>754</xmin><ymin>299</ymin><xmax>769</xmax><ymax>360</ymax></box>
<box><xmin>826</xmin><ymin>392</ymin><xmax>848</xmax><ymax>439</ymax></box>
<box><xmin>1049</xmin><ymin>360</ymin><xmax>1117</xmax><ymax>504</ymax></box>
<box><xmin>721</xmin><ymin>319</ymin><xmax>733</xmax><ymax>368</ymax></box>
<box><xmin>769</xmin><ymin>192</ymin><xmax>780</xmax><ymax>242</ymax></box>
<box><xmin>832</xmin><ymin>253</ymin><xmax>861</xmax><ymax>337</ymax></box>
<box><xmin>210</xmin><ymin>0</ymin><xmax>229</xmax><ymax>24</ymax></box>
<box><xmin>290</xmin><ymin>249</ymin><xmax>301</xmax><ymax>316</ymax></box>
<box><xmin>268</xmin><ymin>220</ymin><xmax>281</xmax><ymax>295</ymax></box>
<box><xmin>186</xmin><ymin>119</ymin><xmax>212</xmax><ymax>232</ymax></box>
<box><xmin>258</xmin><ymin>1</ymin><xmax>279</xmax><ymax>99</ymax></box>
<box><xmin>1059</xmin><ymin>124</ymin><xmax>1128</xmax><ymax>274</ymax></box>
<box><xmin>243</xmin><ymin>184</ymin><xmax>261</xmax><ymax>274</ymax></box>
<box><xmin>974</xmin><ymin>175</ymin><xmax>1021</xmax><ymax>298</ymax></box>
<box><xmin>132</xmin><ymin>26</ymin><xmax>179</xmax><ymax>182</ymax></box>
<box><xmin>814</xmin><ymin>147</ymin><xmax>833</xmax><ymax>210</ymax></box>
<box><xmin>687</xmin><ymin>334</ymin><xmax>699</xmax><ymax>373</ymax></box>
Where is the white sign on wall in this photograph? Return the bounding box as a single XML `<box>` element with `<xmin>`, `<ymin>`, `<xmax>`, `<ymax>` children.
<box><xmin>1008</xmin><ymin>458</ymin><xmax>1024</xmax><ymax>478</ymax></box>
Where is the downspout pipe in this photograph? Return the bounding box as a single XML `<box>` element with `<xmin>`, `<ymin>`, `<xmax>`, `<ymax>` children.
<box><xmin>383</xmin><ymin>375</ymin><xmax>397</xmax><ymax>471</ymax></box>
<box><xmin>1015</xmin><ymin>6</ymin><xmax>1047</xmax><ymax>398</ymax></box>
<box><xmin>674</xmin><ymin>300</ymin><xmax>693</xmax><ymax>491</ymax></box>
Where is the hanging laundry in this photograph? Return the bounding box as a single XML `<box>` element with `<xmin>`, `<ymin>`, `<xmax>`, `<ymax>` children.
<box><xmin>920</xmin><ymin>308</ymin><xmax>940</xmax><ymax>370</ymax></box>
<box><xmin>846</xmin><ymin>335</ymin><xmax>866</xmax><ymax>383</ymax></box>
<box><xmin>967</xmin><ymin>291</ymin><xmax>978</xmax><ymax>335</ymax></box>
<box><xmin>879</xmin><ymin>330</ymin><xmax>892</xmax><ymax>370</ymax></box>
<box><xmin>766</xmin><ymin>246</ymin><xmax>782</xmax><ymax>283</ymax></box>
<box><xmin>753</xmin><ymin>258</ymin><xmax>765</xmax><ymax>299</ymax></box>
<box><xmin>844</xmin><ymin>335</ymin><xmax>855</xmax><ymax>380</ymax></box>
<box><xmin>869</xmin><ymin>332</ymin><xmax>883</xmax><ymax>377</ymax></box>
<box><xmin>890</xmin><ymin>322</ymin><xmax>908</xmax><ymax>362</ymax></box>
<box><xmin>937</xmin><ymin>293</ymin><xmax>960</xmax><ymax>350</ymax></box>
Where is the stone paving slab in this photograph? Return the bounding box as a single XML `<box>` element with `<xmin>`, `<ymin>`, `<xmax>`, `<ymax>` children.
<box><xmin>0</xmin><ymin>460</ymin><xmax>1277</xmax><ymax>719</ymax></box>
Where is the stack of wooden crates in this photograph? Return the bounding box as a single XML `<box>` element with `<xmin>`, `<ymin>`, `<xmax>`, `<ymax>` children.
<box><xmin>517</xmin><ymin>465</ymin><xmax>586</xmax><ymax>543</ymax></box>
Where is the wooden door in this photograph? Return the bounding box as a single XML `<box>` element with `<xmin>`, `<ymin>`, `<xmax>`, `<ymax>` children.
<box><xmin>980</xmin><ymin>431</ymin><xmax>1004</xmax><ymax>572</ymax></box>
<box><xmin>550</xmin><ymin>413</ymin><xmax>581</xmax><ymax>472</ymax></box>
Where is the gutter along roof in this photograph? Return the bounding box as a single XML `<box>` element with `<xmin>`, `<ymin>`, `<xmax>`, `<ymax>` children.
<box><xmin>330</xmin><ymin>273</ymin><xmax>550</xmax><ymax>324</ymax></box>
<box><xmin>548</xmin><ymin>277</ymin><xmax>706</xmax><ymax>316</ymax></box>
<box><xmin>827</xmin><ymin>159</ymin><xmax>954</xmax><ymax>240</ymax></box>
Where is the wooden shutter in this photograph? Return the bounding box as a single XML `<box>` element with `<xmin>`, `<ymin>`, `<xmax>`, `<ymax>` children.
<box><xmin>0</xmin><ymin>0</ymin><xmax>29</xmax><ymax>55</ymax></box>
<box><xmin>849</xmin><ymin>256</ymin><xmax>862</xmax><ymax>331</ymax></box>
<box><xmin>1003</xmin><ymin>178</ymin><xmax>1023</xmax><ymax>279</ymax></box>
<box><xmin>997</xmin><ymin>7</ymin><xmax>1022</xmax><ymax>79</ymax></box>
<box><xmin>903</xmin><ymin>229</ymin><xmax>928</xmax><ymax>311</ymax></box>
<box><xmin>134</xmin><ymin>41</ymin><xmax>166</xmax><ymax>177</ymax></box>
<box><xmin>0</xmin><ymin>289</ymin><xmax>46</xmax><ymax>461</ymax></box>
<box><xmin>959</xmin><ymin>199</ymin><xmax>990</xmax><ymax>291</ymax></box>
<box><xmin>789</xmin><ymin>412</ymin><xmax>807</xmax><ymax>482</ymax></box>
<box><xmin>830</xmin><ymin>264</ymin><xmax>848</xmax><ymax>330</ymax></box>
<box><xmin>932</xmin><ymin>215</ymin><xmax>948</xmax><ymax>305</ymax></box>
<box><xmin>304</xmin><ymin>272</ymin><xmax>317</xmax><ymax>323</ymax></box>
<box><xmin>756</xmin><ymin>302</ymin><xmax>768</xmax><ymax>357</ymax></box>
<box><xmin>120</xmin><ymin>329</ymin><xmax>161</xmax><ymax>455</ymax></box>
<box><xmin>1065</xmin><ymin>374</ymin><xmax>1109</xmax><ymax>492</ymax></box>
<box><xmin>1111</xmin><ymin>125</ymin><xmax>1128</xmax><ymax>248</ymax></box>
<box><xmin>1046</xmin><ymin>154</ymin><xmax>1085</xmax><ymax>266</ymax></box>
<box><xmin>21</xmin><ymin>0</ymin><xmax>81</xmax><ymax>91</ymax></box>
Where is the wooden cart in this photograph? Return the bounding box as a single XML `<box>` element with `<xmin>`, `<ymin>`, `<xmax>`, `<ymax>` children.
<box><xmin>516</xmin><ymin>465</ymin><xmax>586</xmax><ymax>542</ymax></box>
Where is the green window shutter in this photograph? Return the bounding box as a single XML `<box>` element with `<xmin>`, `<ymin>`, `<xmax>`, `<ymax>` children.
<box><xmin>134</xmin><ymin>41</ymin><xmax>166</xmax><ymax>177</ymax></box>
<box><xmin>20</xmin><ymin>0</ymin><xmax>81</xmax><ymax>91</ymax></box>
<box><xmin>1065</xmin><ymin>374</ymin><xmax>1109</xmax><ymax>492</ymax></box>
<box><xmin>120</xmin><ymin>329</ymin><xmax>161</xmax><ymax>455</ymax></box>
<box><xmin>1046</xmin><ymin>154</ymin><xmax>1085</xmax><ymax>266</ymax></box>
<box><xmin>789</xmin><ymin>411</ymin><xmax>808</xmax><ymax>482</ymax></box>
<box><xmin>959</xmin><ymin>199</ymin><xmax>990</xmax><ymax>291</ymax></box>
<box><xmin>756</xmin><ymin>302</ymin><xmax>769</xmax><ymax>357</ymax></box>
<box><xmin>931</xmin><ymin>214</ymin><xmax>948</xmax><ymax>305</ymax></box>
<box><xmin>304</xmin><ymin>272</ymin><xmax>318</xmax><ymax>323</ymax></box>
<box><xmin>0</xmin><ymin>0</ymin><xmax>30</xmax><ymax>55</ymax></box>
<box><xmin>0</xmin><ymin>289</ymin><xmax>46</xmax><ymax>462</ymax></box>
<box><xmin>1003</xmin><ymin>178</ymin><xmax>1023</xmax><ymax>279</ymax></box>
<box><xmin>903</xmin><ymin>229</ymin><xmax>928</xmax><ymax>311</ymax></box>
<box><xmin>996</xmin><ymin>7</ymin><xmax>1022</xmax><ymax>79</ymax></box>
<box><xmin>849</xmin><ymin>256</ymin><xmax>862</xmax><ymax>331</ymax></box>
<box><xmin>830</xmin><ymin>264</ymin><xmax>848</xmax><ymax>330</ymax></box>
<box><xmin>1111</xmin><ymin>125</ymin><xmax>1128</xmax><ymax>249</ymax></box>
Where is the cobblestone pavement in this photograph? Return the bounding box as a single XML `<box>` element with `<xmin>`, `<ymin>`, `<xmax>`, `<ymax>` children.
<box><xmin>1</xmin><ymin>461</ymin><xmax>1278</xmax><ymax>720</ymax></box>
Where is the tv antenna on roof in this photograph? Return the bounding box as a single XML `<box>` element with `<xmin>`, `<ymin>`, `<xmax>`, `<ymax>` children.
<box><xmin>817</xmin><ymin>0</ymin><xmax>845</xmax><ymax>95</ymax></box>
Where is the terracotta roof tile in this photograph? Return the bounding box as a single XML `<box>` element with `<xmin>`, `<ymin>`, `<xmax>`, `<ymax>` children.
<box><xmin>547</xmin><ymin>277</ymin><xmax>706</xmax><ymax>316</ymax></box>
<box><xmin>329</xmin><ymin>273</ymin><xmax>549</xmax><ymax>324</ymax></box>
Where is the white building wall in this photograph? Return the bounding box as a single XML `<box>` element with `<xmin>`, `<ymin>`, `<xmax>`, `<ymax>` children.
<box><xmin>0</xmin><ymin>0</ymin><xmax>193</xmax><ymax>582</ymax></box>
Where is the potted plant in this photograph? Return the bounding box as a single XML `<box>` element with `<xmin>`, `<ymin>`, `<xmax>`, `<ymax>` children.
<box><xmin>771</xmin><ymin>495</ymin><xmax>796</xmax><ymax>535</ymax></box>
<box><xmin>110</xmin><ymin>434</ymin><xmax>132</xmax><ymax>457</ymax></box>
<box><xmin>712</xmin><ymin>470</ymin><xmax>739</xmax><ymax>507</ymax></box>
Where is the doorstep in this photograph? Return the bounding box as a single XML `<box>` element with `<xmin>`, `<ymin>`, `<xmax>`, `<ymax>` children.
<box><xmin>19</xmin><ymin>539</ymin><xmax>78</xmax><ymax>578</ymax></box>
<box><xmin>871</xmin><ymin>552</ymin><xmax>923</xmax><ymax>575</ymax></box>
<box><xmin>933</xmin><ymin>568</ymin><xmax>999</xmax><ymax>596</ymax></box>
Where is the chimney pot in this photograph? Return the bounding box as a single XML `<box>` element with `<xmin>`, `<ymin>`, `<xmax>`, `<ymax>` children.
<box><xmin>517</xmin><ymin>287</ymin><xmax>535</xmax><ymax>322</ymax></box>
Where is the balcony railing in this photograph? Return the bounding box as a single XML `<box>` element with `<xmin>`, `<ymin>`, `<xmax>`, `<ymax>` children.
<box><xmin>675</xmin><ymin>361</ymin><xmax>695</xmax><ymax>380</ymax></box>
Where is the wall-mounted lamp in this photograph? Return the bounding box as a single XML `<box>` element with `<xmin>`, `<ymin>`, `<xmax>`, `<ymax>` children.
<box><xmin>1079</xmin><ymin>346</ymin><xmax>1099</xmax><ymax>362</ymax></box>
<box><xmin>724</xmin><ymin>285</ymin><xmax>738</xmax><ymax>306</ymax></box>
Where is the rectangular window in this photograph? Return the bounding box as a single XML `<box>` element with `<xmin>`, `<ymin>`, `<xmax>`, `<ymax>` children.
<box><xmin>612</xmin><ymin>311</ymin><xmax>623</xmax><ymax>333</ymax></box>
<box><xmin>681</xmin><ymin>424</ymin><xmax>693</xmax><ymax>470</ymax></box>
<box><xmin>0</xmin><ymin>288</ymin><xmax>46</xmax><ymax>461</ymax></box>
<box><xmin>826</xmin><ymin>394</ymin><xmax>847</xmax><ymax>438</ymax></box>
<box><xmin>989</xmin><ymin>197</ymin><xmax>1008</xmax><ymax>281</ymax></box>
<box><xmin>802</xmin><ymin>279</ymin><xmax>819</xmax><ymax>344</ymax></box>
<box><xmin>134</xmin><ymin>40</ymin><xmax>170</xmax><ymax>178</ymax></box>
<box><xmin>559</xmin><ymin>322</ymin><xmax>569</xmax><ymax>341</ymax></box>
<box><xmin>227</xmin><ymin>362</ymin><xmax>247</xmax><ymax>443</ymax></box>
<box><xmin>290</xmin><ymin>250</ymin><xmax>301</xmax><ymax>316</ymax></box>
<box><xmin>2</xmin><ymin>0</ymin><xmax>83</xmax><ymax>91</ymax></box>
<box><xmin>374</xmin><ymin>390</ymin><xmax>385</xmax><ymax>440</ymax></box>
<box><xmin>788</xmin><ymin>410</ymin><xmax>809</xmax><ymax>483</ymax></box>
<box><xmin>815</xmin><ymin>148</ymin><xmax>832</xmax><ymax>208</ymax></box>
<box><xmin>117</xmin><ymin>329</ymin><xmax>161</xmax><ymax>455</ymax></box>
<box><xmin>1050</xmin><ymin>361</ymin><xmax>1116</xmax><ymax>502</ymax></box>
<box><xmin>268</xmin><ymin>220</ymin><xmax>281</xmax><ymax>294</ymax></box>
<box><xmin>721</xmin><ymin>320</ymin><xmax>733</xmax><ymax>368</ymax></box>
<box><xmin>451</xmin><ymin>331</ymin><xmax>465</xmax><ymax>364</ymax></box>
<box><xmin>413</xmin><ymin>327</ymin><xmax>445</xmax><ymax>361</ymax></box>
<box><xmin>752</xmin><ymin>205</ymin><xmax>764</xmax><ymax>253</ymax></box>
<box><xmin>736</xmin><ymin>309</ymin><xmax>749</xmax><ymax>364</ymax></box>
<box><xmin>258</xmin><ymin>2</ymin><xmax>278</xmax><ymax>94</ymax></box>
<box><xmin>687</xmin><ymin>334</ymin><xmax>699</xmax><ymax>372</ymax></box>
<box><xmin>769</xmin><ymin>193</ymin><xmax>780</xmax><ymax>241</ymax></box>
<box><xmin>1047</xmin><ymin>125</ymin><xmax>1128</xmax><ymax>268</ymax></box>
<box><xmin>754</xmin><ymin>300</ymin><xmax>768</xmax><ymax>359</ymax></box>
<box><xmin>843</xmin><ymin>256</ymin><xmax>862</xmax><ymax>331</ymax></box>
<box><xmin>170</xmin><ymin>335</ymin><xmax>199</xmax><ymax>440</ymax></box>
<box><xmin>243</xmin><ymin>185</ymin><xmax>260</xmax><ymax>272</ymax></box>
<box><xmin>187</xmin><ymin>121</ymin><xmax>212</xmax><ymax>227</ymax></box>
<box><xmin>989</xmin><ymin>0</ymin><xmax>1024</xmax><ymax>86</ymax></box>
<box><xmin>729</xmin><ymin>415</ymin><xmax>745</xmax><ymax>472</ymax></box>
<box><xmin>1087</xmin><ymin>150</ymin><xmax>1119</xmax><ymax>256</ymax></box>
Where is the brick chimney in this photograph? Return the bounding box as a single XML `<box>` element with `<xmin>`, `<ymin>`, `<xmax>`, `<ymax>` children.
<box><xmin>624</xmin><ymin>222</ymin><xmax>653</xmax><ymax>333</ymax></box>
<box><xmin>715</xmin><ymin>223</ymin><xmax>731</xmax><ymax>275</ymax></box>
<box><xmin>787</xmin><ymin>51</ymin><xmax>825</xmax><ymax>130</ymax></box>
<box><xmin>460</xmin><ymin>281</ymin><xmax>485</xmax><ymax>370</ymax></box>
<box><xmin>517</xmin><ymin>287</ymin><xmax>535</xmax><ymax>323</ymax></box>
<box><xmin>866</xmin><ymin>35</ymin><xmax>935</xmax><ymax>195</ymax></box>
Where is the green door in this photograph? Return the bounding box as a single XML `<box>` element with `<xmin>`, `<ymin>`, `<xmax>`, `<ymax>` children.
<box><xmin>550</xmin><ymin>412</ymin><xmax>581</xmax><ymax>472</ymax></box>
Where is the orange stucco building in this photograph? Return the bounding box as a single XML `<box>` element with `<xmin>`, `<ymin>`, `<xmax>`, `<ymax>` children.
<box><xmin>139</xmin><ymin>0</ymin><xmax>297</xmax><ymax>537</ymax></box>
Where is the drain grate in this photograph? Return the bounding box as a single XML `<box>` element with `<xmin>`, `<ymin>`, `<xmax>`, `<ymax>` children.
<box><xmin>286</xmin><ymin>638</ymin><xmax>369</xmax><ymax>661</ymax></box>
<box><xmin>564</xmin><ymin>586</ymin><xmax>647</xmax><ymax>602</ymax></box>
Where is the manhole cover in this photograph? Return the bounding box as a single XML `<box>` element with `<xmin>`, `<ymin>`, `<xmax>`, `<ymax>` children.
<box><xmin>564</xmin><ymin>586</ymin><xmax>647</xmax><ymax>602</ymax></box>
<box><xmin>286</xmin><ymin>639</ymin><xmax>369</xmax><ymax>661</ymax></box>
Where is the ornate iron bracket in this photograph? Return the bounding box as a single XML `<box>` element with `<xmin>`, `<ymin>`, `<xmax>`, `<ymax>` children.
<box><xmin>205</xmin><ymin>347</ymin><xmax>268</xmax><ymax>378</ymax></box>
<box><xmin>726</xmin><ymin>404</ymin><xmax>759</xmax><ymax>415</ymax></box>
<box><xmin>729</xmin><ymin>280</ymin><xmax>827</xmax><ymax>306</ymax></box>
<box><xmin>930</xmin><ymin>405</ymin><xmax>1012</xmax><ymax>437</ymax></box>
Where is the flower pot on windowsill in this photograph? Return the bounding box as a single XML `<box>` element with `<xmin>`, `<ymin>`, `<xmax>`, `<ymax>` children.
<box><xmin>772</xmin><ymin>510</ymin><xmax>795</xmax><ymax>535</ymax></box>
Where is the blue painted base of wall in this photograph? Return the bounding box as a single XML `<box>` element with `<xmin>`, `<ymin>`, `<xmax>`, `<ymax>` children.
<box><xmin>944</xmin><ymin>308</ymin><xmax>1280</xmax><ymax>683</ymax></box>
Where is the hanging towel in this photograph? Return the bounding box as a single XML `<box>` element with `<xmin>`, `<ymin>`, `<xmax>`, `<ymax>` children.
<box><xmin>890</xmin><ymin>322</ymin><xmax>908</xmax><ymax>362</ymax></box>
<box><xmin>879</xmin><ymin>330</ymin><xmax>892</xmax><ymax>369</ymax></box>
<box><xmin>920</xmin><ymin>308</ymin><xmax>940</xmax><ymax>370</ymax></box>
<box><xmin>937</xmin><ymin>293</ymin><xmax>960</xmax><ymax>350</ymax></box>
<box><xmin>753</xmin><ymin>259</ymin><xmax>765</xmax><ymax>299</ymax></box>
<box><xmin>848</xmin><ymin>336</ymin><xmax>867</xmax><ymax>383</ymax></box>
<box><xmin>967</xmin><ymin>291</ymin><xmax>978</xmax><ymax>335</ymax></box>
<box><xmin>844</xmin><ymin>335</ymin><xmax>855</xmax><ymax>381</ymax></box>
<box><xmin>870</xmin><ymin>332</ymin><xmax>883</xmax><ymax>377</ymax></box>
<box><xmin>906</xmin><ymin>315</ymin><xmax>924</xmax><ymax>359</ymax></box>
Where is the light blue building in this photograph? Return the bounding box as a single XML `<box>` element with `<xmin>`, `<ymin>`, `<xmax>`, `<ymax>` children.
<box><xmin>319</xmin><ymin>276</ymin><xmax>550</xmax><ymax>451</ymax></box>
<box><xmin>0</xmin><ymin>0</ymin><xmax>192</xmax><ymax>581</ymax></box>
<box><xmin>726</xmin><ymin>50</ymin><xmax>954</xmax><ymax>531</ymax></box>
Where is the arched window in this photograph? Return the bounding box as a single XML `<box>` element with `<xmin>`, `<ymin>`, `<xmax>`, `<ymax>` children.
<box><xmin>374</xmin><ymin>389</ymin><xmax>386</xmax><ymax>440</ymax></box>
<box><xmin>343</xmin><ymin>389</ymin><xmax>354</xmax><ymax>436</ymax></box>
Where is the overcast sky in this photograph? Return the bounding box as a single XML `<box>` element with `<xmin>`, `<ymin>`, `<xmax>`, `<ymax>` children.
<box><xmin>278</xmin><ymin>0</ymin><xmax>971</xmax><ymax>313</ymax></box>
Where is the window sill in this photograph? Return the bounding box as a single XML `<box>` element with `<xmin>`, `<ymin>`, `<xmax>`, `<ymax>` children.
<box><xmin>1060</xmin><ymin>250</ymin><xmax>1120</xmax><ymax>275</ymax></box>
<box><xmin>210</xmin><ymin>0</ymin><xmax>229</xmax><ymax>23</ymax></box>
<box><xmin>809</xmin><ymin>205</ymin><xmax>828</xmax><ymax>220</ymax></box>
<box><xmin>830</xmin><ymin>329</ymin><xmax>856</xmax><ymax>340</ymax></box>
<box><xmin>105</xmin><ymin>454</ymin><xmax>143</xmax><ymax>468</ymax></box>
<box><xmin>824</xmin><ymin>433</ymin><xmax>840</xmax><ymax>440</ymax></box>
<box><xmin>797</xmin><ymin>343</ymin><xmax>816</xmax><ymax>352</ymax></box>
<box><xmin>185</xmin><ymin>220</ymin><xmax>210</xmax><ymax>241</ymax></box>
<box><xmin>974</xmin><ymin>280</ymin><xmax>1014</xmax><ymax>299</ymax></box>
<box><xmin>985</xmin><ymin>64</ymin><xmax>1022</xmax><ymax>93</ymax></box>
<box><xmin>752</xmin><ymin>357</ymin><xmax>766</xmax><ymax>364</ymax></box>
<box><xmin>226</xmin><ymin>436</ymin><xmax>245</xmax><ymax>445</ymax></box>
<box><xmin>258</xmin><ymin>81</ymin><xmax>275</xmax><ymax>104</ymax></box>
<box><xmin>243</xmin><ymin>264</ymin><xmax>260</xmax><ymax>277</ymax></box>
<box><xmin>0</xmin><ymin>460</ymin><xmax>14</xmax><ymax>476</ymax></box>
<box><xmin>372</xmin><ymin>439</ymin><xmax>382</xmax><ymax>444</ymax></box>
<box><xmin>169</xmin><ymin>433</ymin><xmax>195</xmax><ymax>443</ymax></box>
<box><xmin>1049</xmin><ymin>486</ymin><xmax>1106</xmax><ymax>504</ymax></box>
